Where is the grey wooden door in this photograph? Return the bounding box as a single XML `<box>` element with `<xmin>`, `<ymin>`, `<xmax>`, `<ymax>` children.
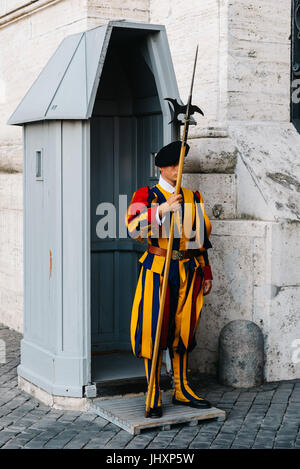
<box><xmin>91</xmin><ymin>114</ymin><xmax>162</xmax><ymax>355</ymax></box>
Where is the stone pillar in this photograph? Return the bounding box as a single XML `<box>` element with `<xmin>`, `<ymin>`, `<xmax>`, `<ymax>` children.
<box><xmin>218</xmin><ymin>320</ymin><xmax>264</xmax><ymax>388</ymax></box>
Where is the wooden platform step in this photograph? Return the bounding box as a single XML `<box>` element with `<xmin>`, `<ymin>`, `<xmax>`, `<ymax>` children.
<box><xmin>89</xmin><ymin>392</ymin><xmax>226</xmax><ymax>435</ymax></box>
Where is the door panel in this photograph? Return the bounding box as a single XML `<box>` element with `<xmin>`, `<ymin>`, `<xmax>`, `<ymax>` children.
<box><xmin>91</xmin><ymin>114</ymin><xmax>162</xmax><ymax>356</ymax></box>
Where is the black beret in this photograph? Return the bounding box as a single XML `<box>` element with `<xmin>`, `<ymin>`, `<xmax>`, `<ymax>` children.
<box><xmin>155</xmin><ymin>141</ymin><xmax>190</xmax><ymax>167</ymax></box>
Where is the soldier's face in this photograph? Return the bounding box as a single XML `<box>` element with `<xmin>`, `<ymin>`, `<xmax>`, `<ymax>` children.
<box><xmin>158</xmin><ymin>163</ymin><xmax>179</xmax><ymax>186</ymax></box>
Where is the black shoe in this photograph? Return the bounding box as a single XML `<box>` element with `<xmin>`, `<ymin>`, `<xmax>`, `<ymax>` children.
<box><xmin>172</xmin><ymin>395</ymin><xmax>212</xmax><ymax>409</ymax></box>
<box><xmin>147</xmin><ymin>406</ymin><xmax>163</xmax><ymax>418</ymax></box>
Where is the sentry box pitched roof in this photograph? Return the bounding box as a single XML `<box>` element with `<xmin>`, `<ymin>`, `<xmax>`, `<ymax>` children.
<box><xmin>7</xmin><ymin>20</ymin><xmax>182</xmax><ymax>126</ymax></box>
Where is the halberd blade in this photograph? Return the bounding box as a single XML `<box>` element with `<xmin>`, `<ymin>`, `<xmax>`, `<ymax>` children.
<box><xmin>165</xmin><ymin>98</ymin><xmax>204</xmax><ymax>124</ymax></box>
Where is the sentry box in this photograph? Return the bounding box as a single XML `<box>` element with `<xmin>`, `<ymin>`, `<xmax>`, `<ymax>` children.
<box><xmin>7</xmin><ymin>20</ymin><xmax>183</xmax><ymax>399</ymax></box>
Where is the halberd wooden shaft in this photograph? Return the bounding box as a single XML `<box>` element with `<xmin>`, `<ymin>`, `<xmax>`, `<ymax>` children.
<box><xmin>145</xmin><ymin>46</ymin><xmax>199</xmax><ymax>418</ymax></box>
<box><xmin>144</xmin><ymin>143</ymin><xmax>188</xmax><ymax>417</ymax></box>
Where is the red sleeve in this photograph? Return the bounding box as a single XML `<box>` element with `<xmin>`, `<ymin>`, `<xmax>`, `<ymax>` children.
<box><xmin>126</xmin><ymin>186</ymin><xmax>160</xmax><ymax>240</ymax></box>
<box><xmin>194</xmin><ymin>190</ymin><xmax>213</xmax><ymax>280</ymax></box>
<box><xmin>203</xmin><ymin>265</ymin><xmax>213</xmax><ymax>281</ymax></box>
<box><xmin>127</xmin><ymin>186</ymin><xmax>150</xmax><ymax>224</ymax></box>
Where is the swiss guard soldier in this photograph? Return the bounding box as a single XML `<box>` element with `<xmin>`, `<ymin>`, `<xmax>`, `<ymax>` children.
<box><xmin>125</xmin><ymin>140</ymin><xmax>213</xmax><ymax>418</ymax></box>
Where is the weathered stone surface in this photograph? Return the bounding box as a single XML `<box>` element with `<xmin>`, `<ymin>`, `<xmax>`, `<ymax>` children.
<box><xmin>87</xmin><ymin>0</ymin><xmax>150</xmax><ymax>27</ymax></box>
<box><xmin>230</xmin><ymin>123</ymin><xmax>300</xmax><ymax>223</ymax></box>
<box><xmin>183</xmin><ymin>137</ymin><xmax>238</xmax><ymax>174</ymax></box>
<box><xmin>190</xmin><ymin>220</ymin><xmax>267</xmax><ymax>376</ymax></box>
<box><xmin>0</xmin><ymin>172</ymin><xmax>23</xmax><ymax>332</ymax></box>
<box><xmin>150</xmin><ymin>0</ymin><xmax>223</xmax><ymax>128</ymax></box>
<box><xmin>182</xmin><ymin>173</ymin><xmax>237</xmax><ymax>220</ymax></box>
<box><xmin>227</xmin><ymin>0</ymin><xmax>290</xmax><ymax>122</ymax></box>
<box><xmin>218</xmin><ymin>320</ymin><xmax>264</xmax><ymax>388</ymax></box>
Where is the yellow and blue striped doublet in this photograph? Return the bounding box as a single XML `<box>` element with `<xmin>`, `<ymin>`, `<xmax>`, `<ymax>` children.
<box><xmin>126</xmin><ymin>182</ymin><xmax>213</xmax><ymax>361</ymax></box>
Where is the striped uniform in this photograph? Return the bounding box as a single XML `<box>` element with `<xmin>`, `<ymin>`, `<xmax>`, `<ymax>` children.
<box><xmin>126</xmin><ymin>182</ymin><xmax>213</xmax><ymax>407</ymax></box>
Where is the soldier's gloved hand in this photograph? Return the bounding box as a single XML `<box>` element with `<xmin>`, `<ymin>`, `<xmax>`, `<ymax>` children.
<box><xmin>158</xmin><ymin>194</ymin><xmax>183</xmax><ymax>218</ymax></box>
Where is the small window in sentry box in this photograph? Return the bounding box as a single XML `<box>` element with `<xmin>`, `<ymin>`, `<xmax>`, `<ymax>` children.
<box><xmin>35</xmin><ymin>149</ymin><xmax>43</xmax><ymax>180</ymax></box>
<box><xmin>150</xmin><ymin>152</ymin><xmax>159</xmax><ymax>179</ymax></box>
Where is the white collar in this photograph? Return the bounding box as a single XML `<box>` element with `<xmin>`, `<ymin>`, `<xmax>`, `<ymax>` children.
<box><xmin>158</xmin><ymin>174</ymin><xmax>175</xmax><ymax>193</ymax></box>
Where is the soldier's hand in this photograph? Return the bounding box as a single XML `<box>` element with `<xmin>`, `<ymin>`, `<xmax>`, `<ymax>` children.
<box><xmin>203</xmin><ymin>279</ymin><xmax>212</xmax><ymax>296</ymax></box>
<box><xmin>159</xmin><ymin>194</ymin><xmax>183</xmax><ymax>218</ymax></box>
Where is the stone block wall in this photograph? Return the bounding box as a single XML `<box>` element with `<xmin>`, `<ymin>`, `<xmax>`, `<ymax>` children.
<box><xmin>86</xmin><ymin>0</ymin><xmax>149</xmax><ymax>27</ymax></box>
<box><xmin>150</xmin><ymin>0</ymin><xmax>224</xmax><ymax>129</ymax></box>
<box><xmin>227</xmin><ymin>0</ymin><xmax>291</xmax><ymax>122</ymax></box>
<box><xmin>186</xmin><ymin>214</ymin><xmax>300</xmax><ymax>382</ymax></box>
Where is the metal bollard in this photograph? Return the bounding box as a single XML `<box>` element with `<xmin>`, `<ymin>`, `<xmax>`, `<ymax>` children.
<box><xmin>218</xmin><ymin>320</ymin><xmax>264</xmax><ymax>388</ymax></box>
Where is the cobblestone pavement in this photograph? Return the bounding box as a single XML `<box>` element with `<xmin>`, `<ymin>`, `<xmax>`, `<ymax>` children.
<box><xmin>1</xmin><ymin>324</ymin><xmax>300</xmax><ymax>449</ymax></box>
